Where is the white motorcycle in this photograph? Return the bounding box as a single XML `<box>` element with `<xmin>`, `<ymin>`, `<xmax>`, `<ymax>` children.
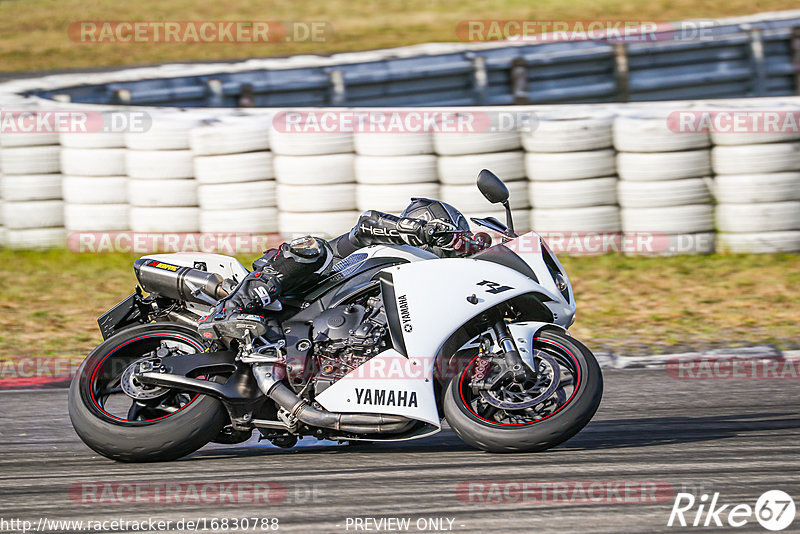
<box><xmin>69</xmin><ymin>170</ymin><xmax>603</xmax><ymax>462</ymax></box>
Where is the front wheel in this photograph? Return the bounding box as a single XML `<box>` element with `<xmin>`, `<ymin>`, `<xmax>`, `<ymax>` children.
<box><xmin>443</xmin><ymin>329</ymin><xmax>602</xmax><ymax>453</ymax></box>
<box><xmin>68</xmin><ymin>323</ymin><xmax>228</xmax><ymax>462</ymax></box>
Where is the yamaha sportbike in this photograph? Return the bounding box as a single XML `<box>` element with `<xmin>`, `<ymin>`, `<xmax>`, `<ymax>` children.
<box><xmin>69</xmin><ymin>170</ymin><xmax>603</xmax><ymax>462</ymax></box>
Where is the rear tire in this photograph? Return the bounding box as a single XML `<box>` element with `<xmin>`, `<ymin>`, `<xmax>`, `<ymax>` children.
<box><xmin>443</xmin><ymin>330</ymin><xmax>602</xmax><ymax>453</ymax></box>
<box><xmin>68</xmin><ymin>323</ymin><xmax>228</xmax><ymax>462</ymax></box>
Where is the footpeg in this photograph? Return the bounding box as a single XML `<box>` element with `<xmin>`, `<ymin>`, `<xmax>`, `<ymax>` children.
<box><xmin>238</xmin><ymin>339</ymin><xmax>286</xmax><ymax>363</ymax></box>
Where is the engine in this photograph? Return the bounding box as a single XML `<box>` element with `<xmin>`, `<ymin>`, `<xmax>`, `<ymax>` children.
<box><xmin>310</xmin><ymin>296</ymin><xmax>388</xmax><ymax>392</ymax></box>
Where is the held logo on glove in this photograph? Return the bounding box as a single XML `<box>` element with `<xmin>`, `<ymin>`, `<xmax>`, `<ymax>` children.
<box><xmin>358</xmin><ymin>224</ymin><xmax>400</xmax><ymax>237</ymax></box>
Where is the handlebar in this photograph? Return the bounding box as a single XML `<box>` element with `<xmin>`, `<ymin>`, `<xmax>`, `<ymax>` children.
<box><xmin>425</xmin><ymin>224</ymin><xmax>492</xmax><ymax>256</ymax></box>
<box><xmin>451</xmin><ymin>231</ymin><xmax>493</xmax><ymax>256</ymax></box>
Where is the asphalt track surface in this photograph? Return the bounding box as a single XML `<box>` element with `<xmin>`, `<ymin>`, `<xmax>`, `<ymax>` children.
<box><xmin>0</xmin><ymin>369</ymin><xmax>798</xmax><ymax>534</ymax></box>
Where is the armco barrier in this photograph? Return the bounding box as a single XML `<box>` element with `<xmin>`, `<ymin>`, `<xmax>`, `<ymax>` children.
<box><xmin>3</xmin><ymin>11</ymin><xmax>799</xmax><ymax>108</ymax></box>
<box><xmin>2</xmin><ymin>99</ymin><xmax>800</xmax><ymax>254</ymax></box>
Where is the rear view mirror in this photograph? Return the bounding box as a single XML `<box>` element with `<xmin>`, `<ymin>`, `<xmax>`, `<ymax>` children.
<box><xmin>477</xmin><ymin>169</ymin><xmax>509</xmax><ymax>204</ymax></box>
<box><xmin>476</xmin><ymin>169</ymin><xmax>516</xmax><ymax>238</ymax></box>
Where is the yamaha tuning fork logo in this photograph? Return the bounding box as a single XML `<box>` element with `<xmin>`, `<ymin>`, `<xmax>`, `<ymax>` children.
<box><xmin>397</xmin><ymin>294</ymin><xmax>413</xmax><ymax>332</ymax></box>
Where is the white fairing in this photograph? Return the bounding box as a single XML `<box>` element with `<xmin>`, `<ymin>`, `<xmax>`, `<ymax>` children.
<box><xmin>316</xmin><ymin>233</ymin><xmax>576</xmax><ymax>428</ymax></box>
<box><xmin>315</xmin><ymin>349</ymin><xmax>441</xmax><ymax>426</ymax></box>
<box><xmin>387</xmin><ymin>258</ymin><xmax>560</xmax><ymax>357</ymax></box>
<box><xmin>505</xmin><ymin>232</ymin><xmax>576</xmax><ymax>325</ymax></box>
<box><xmin>357</xmin><ymin>233</ymin><xmax>575</xmax><ymax>326</ymax></box>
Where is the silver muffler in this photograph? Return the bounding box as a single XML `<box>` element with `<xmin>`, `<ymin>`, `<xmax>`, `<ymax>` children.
<box><xmin>134</xmin><ymin>258</ymin><xmax>229</xmax><ymax>305</ymax></box>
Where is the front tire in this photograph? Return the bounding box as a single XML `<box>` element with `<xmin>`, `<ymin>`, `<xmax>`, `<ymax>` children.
<box><xmin>443</xmin><ymin>330</ymin><xmax>602</xmax><ymax>453</ymax></box>
<box><xmin>68</xmin><ymin>323</ymin><xmax>228</xmax><ymax>462</ymax></box>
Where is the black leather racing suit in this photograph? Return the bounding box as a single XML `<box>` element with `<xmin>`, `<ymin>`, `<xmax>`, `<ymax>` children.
<box><xmin>200</xmin><ymin>210</ymin><xmax>456</xmax><ymax>336</ymax></box>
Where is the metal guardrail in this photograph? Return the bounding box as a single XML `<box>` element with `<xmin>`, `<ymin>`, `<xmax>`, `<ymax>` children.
<box><xmin>23</xmin><ymin>16</ymin><xmax>800</xmax><ymax>108</ymax></box>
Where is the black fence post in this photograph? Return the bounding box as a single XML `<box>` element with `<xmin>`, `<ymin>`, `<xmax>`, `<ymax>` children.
<box><xmin>791</xmin><ymin>26</ymin><xmax>800</xmax><ymax>95</ymax></box>
<box><xmin>238</xmin><ymin>83</ymin><xmax>255</xmax><ymax>107</ymax></box>
<box><xmin>746</xmin><ymin>26</ymin><xmax>767</xmax><ymax>97</ymax></box>
<box><xmin>613</xmin><ymin>42</ymin><xmax>630</xmax><ymax>102</ymax></box>
<box><xmin>113</xmin><ymin>88</ymin><xmax>131</xmax><ymax>105</ymax></box>
<box><xmin>206</xmin><ymin>79</ymin><xmax>224</xmax><ymax>107</ymax></box>
<box><xmin>510</xmin><ymin>57</ymin><xmax>529</xmax><ymax>105</ymax></box>
<box><xmin>470</xmin><ymin>54</ymin><xmax>489</xmax><ymax>105</ymax></box>
<box><xmin>329</xmin><ymin>69</ymin><xmax>346</xmax><ymax>106</ymax></box>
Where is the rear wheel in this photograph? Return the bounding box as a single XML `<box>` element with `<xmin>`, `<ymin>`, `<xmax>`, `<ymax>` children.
<box><xmin>68</xmin><ymin>323</ymin><xmax>228</xmax><ymax>462</ymax></box>
<box><xmin>443</xmin><ymin>329</ymin><xmax>602</xmax><ymax>453</ymax></box>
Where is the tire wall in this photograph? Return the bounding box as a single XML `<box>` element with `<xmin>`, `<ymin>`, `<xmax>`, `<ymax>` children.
<box><xmin>2</xmin><ymin>96</ymin><xmax>800</xmax><ymax>254</ymax></box>
<box><xmin>0</xmin><ymin>100</ymin><xmax>64</xmax><ymax>249</ymax></box>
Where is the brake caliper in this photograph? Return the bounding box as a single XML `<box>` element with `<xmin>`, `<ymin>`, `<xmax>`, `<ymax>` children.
<box><xmin>472</xmin><ymin>357</ymin><xmax>491</xmax><ymax>381</ymax></box>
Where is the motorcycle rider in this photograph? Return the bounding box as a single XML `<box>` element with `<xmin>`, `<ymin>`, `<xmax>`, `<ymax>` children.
<box><xmin>199</xmin><ymin>198</ymin><xmax>472</xmax><ymax>338</ymax></box>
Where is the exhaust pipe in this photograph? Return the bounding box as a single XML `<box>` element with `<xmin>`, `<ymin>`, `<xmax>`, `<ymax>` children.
<box><xmin>253</xmin><ymin>364</ymin><xmax>413</xmax><ymax>433</ymax></box>
<box><xmin>138</xmin><ymin>363</ymin><xmax>414</xmax><ymax>434</ymax></box>
<box><xmin>134</xmin><ymin>258</ymin><xmax>229</xmax><ymax>305</ymax></box>
<box><xmin>166</xmin><ymin>309</ymin><xmax>203</xmax><ymax>328</ymax></box>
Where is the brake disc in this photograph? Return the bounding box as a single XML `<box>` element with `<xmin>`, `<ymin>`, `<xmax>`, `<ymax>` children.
<box><xmin>479</xmin><ymin>352</ymin><xmax>561</xmax><ymax>410</ymax></box>
<box><xmin>120</xmin><ymin>356</ymin><xmax>169</xmax><ymax>400</ymax></box>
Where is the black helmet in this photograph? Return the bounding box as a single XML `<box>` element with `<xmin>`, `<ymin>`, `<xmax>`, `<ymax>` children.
<box><xmin>400</xmin><ymin>198</ymin><xmax>470</xmax><ymax>232</ymax></box>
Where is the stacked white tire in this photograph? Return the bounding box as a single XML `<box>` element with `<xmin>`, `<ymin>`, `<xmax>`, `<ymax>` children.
<box><xmin>432</xmin><ymin>112</ymin><xmax>521</xmax><ymax>156</ymax></box>
<box><xmin>272</xmin><ymin>126</ymin><xmax>357</xmax><ymax>239</ymax></box>
<box><xmin>0</xmin><ymin>159</ymin><xmax>4</xmax><ymax>247</ymax></box>
<box><xmin>615</xmin><ymin>111</ymin><xmax>714</xmax><ymax>255</ymax></box>
<box><xmin>355</xmin><ymin>135</ymin><xmax>438</xmax><ymax>214</ymax></box>
<box><xmin>442</xmin><ymin>180</ymin><xmax>530</xmax><ymax>232</ymax></box>
<box><xmin>4</xmin><ymin>102</ymin><xmax>800</xmax><ymax>257</ymax></box>
<box><xmin>191</xmin><ymin>116</ymin><xmax>277</xmax><ymax>237</ymax></box>
<box><xmin>434</xmin><ymin>112</ymin><xmax>526</xmax><ymax>228</ymax></box>
<box><xmin>525</xmin><ymin>111</ymin><xmax>617</xmax><ymax>247</ymax></box>
<box><xmin>435</xmin><ymin>113</ymin><xmax>523</xmax><ymax>180</ymax></box>
<box><xmin>60</xmin><ymin>121</ymin><xmax>129</xmax><ymax>236</ymax></box>
<box><xmin>126</xmin><ymin>112</ymin><xmax>206</xmax><ymax>234</ymax></box>
<box><xmin>0</xmin><ymin>187</ymin><xmax>4</xmax><ymax>248</ymax></box>
<box><xmin>712</xmin><ymin>126</ymin><xmax>800</xmax><ymax>252</ymax></box>
<box><xmin>0</xmin><ymin>125</ymin><xmax>65</xmax><ymax>249</ymax></box>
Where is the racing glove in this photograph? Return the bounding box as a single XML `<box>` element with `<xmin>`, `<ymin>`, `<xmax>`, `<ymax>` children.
<box><xmin>210</xmin><ymin>269</ymin><xmax>282</xmax><ymax>321</ymax></box>
<box><xmin>350</xmin><ymin>210</ymin><xmax>457</xmax><ymax>250</ymax></box>
<box><xmin>396</xmin><ymin>217</ymin><xmax>457</xmax><ymax>249</ymax></box>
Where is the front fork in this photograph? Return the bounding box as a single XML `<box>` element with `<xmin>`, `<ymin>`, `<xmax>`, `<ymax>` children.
<box><xmin>492</xmin><ymin>318</ymin><xmax>532</xmax><ymax>382</ymax></box>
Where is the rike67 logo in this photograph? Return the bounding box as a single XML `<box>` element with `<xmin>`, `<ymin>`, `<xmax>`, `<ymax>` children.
<box><xmin>668</xmin><ymin>490</ymin><xmax>795</xmax><ymax>530</ymax></box>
